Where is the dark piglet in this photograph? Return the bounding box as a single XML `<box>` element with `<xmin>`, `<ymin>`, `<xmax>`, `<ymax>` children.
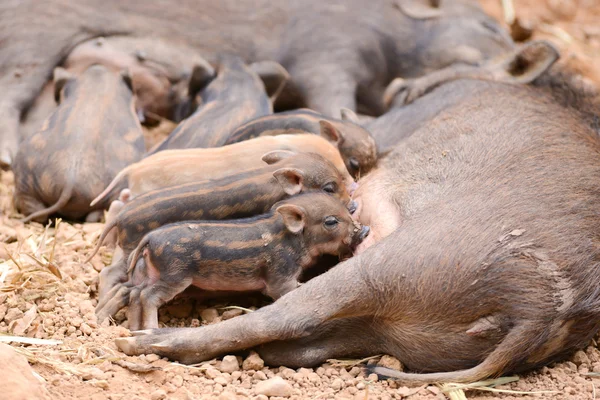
<box><xmin>150</xmin><ymin>55</ymin><xmax>288</xmax><ymax>152</ymax></box>
<box><xmin>225</xmin><ymin>108</ymin><xmax>378</xmax><ymax>178</ymax></box>
<box><xmin>13</xmin><ymin>64</ymin><xmax>145</xmax><ymax>223</ymax></box>
<box><xmin>91</xmin><ymin>151</ymin><xmax>353</xmax><ymax>311</ymax></box>
<box><xmin>120</xmin><ymin>193</ymin><xmax>368</xmax><ymax>330</ymax></box>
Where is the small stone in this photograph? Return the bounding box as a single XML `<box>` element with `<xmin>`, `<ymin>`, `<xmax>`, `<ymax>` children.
<box><xmin>172</xmin><ymin>374</ymin><xmax>184</xmax><ymax>387</ymax></box>
<box><xmin>331</xmin><ymin>378</ymin><xmax>344</xmax><ymax>391</ymax></box>
<box><xmin>80</xmin><ymin>322</ymin><xmax>93</xmax><ymax>336</ymax></box>
<box><xmin>0</xmin><ymin>343</ymin><xmax>50</xmax><ymax>400</ymax></box>
<box><xmin>356</xmin><ymin>382</ymin><xmax>365</xmax><ymax>390</ymax></box>
<box><xmin>218</xmin><ymin>392</ymin><xmax>237</xmax><ymax>400</ymax></box>
<box><xmin>243</xmin><ymin>352</ymin><xmax>265</xmax><ymax>371</ymax></box>
<box><xmin>89</xmin><ymin>380</ymin><xmax>109</xmax><ymax>389</ymax></box>
<box><xmin>367</xmin><ymin>373</ymin><xmax>378</xmax><ymax>382</ymax></box>
<box><xmin>254</xmin><ymin>371</ymin><xmax>267</xmax><ymax>381</ymax></box>
<box><xmin>572</xmin><ymin>350</ymin><xmax>590</xmax><ymax>366</ymax></box>
<box><xmin>200</xmin><ymin>308</ymin><xmax>219</xmax><ymax>323</ymax></box>
<box><xmin>349</xmin><ymin>367</ymin><xmax>361</xmax><ymax>377</ymax></box>
<box><xmin>146</xmin><ymin>354</ymin><xmax>161</xmax><ymax>363</ymax></box>
<box><xmin>219</xmin><ymin>355</ymin><xmax>240</xmax><ymax>373</ymax></box>
<box><xmin>254</xmin><ymin>376</ymin><xmax>294</xmax><ymax>397</ymax></box>
<box><xmin>205</xmin><ymin>366</ymin><xmax>221</xmax><ymax>379</ymax></box>
<box><xmin>252</xmin><ymin>396</ymin><xmax>268</xmax><ymax>400</ymax></box>
<box><xmin>4</xmin><ymin>308</ymin><xmax>24</xmax><ymax>323</ymax></box>
<box><xmin>221</xmin><ymin>309</ymin><xmax>244</xmax><ymax>320</ymax></box>
<box><xmin>150</xmin><ymin>389</ymin><xmax>167</xmax><ymax>400</ymax></box>
<box><xmin>377</xmin><ymin>355</ymin><xmax>403</xmax><ymax>371</ymax></box>
<box><xmin>214</xmin><ymin>376</ymin><xmax>229</xmax><ymax>386</ymax></box>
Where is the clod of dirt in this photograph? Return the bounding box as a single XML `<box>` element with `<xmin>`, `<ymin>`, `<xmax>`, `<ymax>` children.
<box><xmin>242</xmin><ymin>351</ymin><xmax>265</xmax><ymax>371</ymax></box>
<box><xmin>0</xmin><ymin>343</ymin><xmax>51</xmax><ymax>400</ymax></box>
<box><xmin>218</xmin><ymin>355</ymin><xmax>240</xmax><ymax>373</ymax></box>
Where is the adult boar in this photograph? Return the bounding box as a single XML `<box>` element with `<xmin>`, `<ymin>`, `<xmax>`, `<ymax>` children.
<box><xmin>0</xmin><ymin>0</ymin><xmax>513</xmax><ymax>168</ymax></box>
<box><xmin>115</xmin><ymin>43</ymin><xmax>600</xmax><ymax>383</ymax></box>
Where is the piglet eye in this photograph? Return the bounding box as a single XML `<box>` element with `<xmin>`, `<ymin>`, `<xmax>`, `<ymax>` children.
<box><xmin>324</xmin><ymin>216</ymin><xmax>339</xmax><ymax>228</ymax></box>
<box><xmin>349</xmin><ymin>158</ymin><xmax>360</xmax><ymax>171</ymax></box>
<box><xmin>323</xmin><ymin>182</ymin><xmax>337</xmax><ymax>194</ymax></box>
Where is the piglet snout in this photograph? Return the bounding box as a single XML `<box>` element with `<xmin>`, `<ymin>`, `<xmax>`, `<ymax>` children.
<box><xmin>352</xmin><ymin>225</ymin><xmax>370</xmax><ymax>248</ymax></box>
<box><xmin>348</xmin><ymin>200</ymin><xmax>358</xmax><ymax>214</ymax></box>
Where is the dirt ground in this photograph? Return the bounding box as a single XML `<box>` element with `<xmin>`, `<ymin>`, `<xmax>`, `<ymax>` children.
<box><xmin>2</xmin><ymin>1</ymin><xmax>600</xmax><ymax>399</ymax></box>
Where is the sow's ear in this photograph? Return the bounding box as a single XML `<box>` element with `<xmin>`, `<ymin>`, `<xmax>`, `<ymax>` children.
<box><xmin>273</xmin><ymin>168</ymin><xmax>304</xmax><ymax>196</ymax></box>
<box><xmin>249</xmin><ymin>61</ymin><xmax>290</xmax><ymax>102</ymax></box>
<box><xmin>395</xmin><ymin>0</ymin><xmax>442</xmax><ymax>20</ymax></box>
<box><xmin>262</xmin><ymin>150</ymin><xmax>296</xmax><ymax>165</ymax></box>
<box><xmin>276</xmin><ymin>204</ymin><xmax>306</xmax><ymax>234</ymax></box>
<box><xmin>53</xmin><ymin>67</ymin><xmax>75</xmax><ymax>104</ymax></box>
<box><xmin>188</xmin><ymin>60</ymin><xmax>217</xmax><ymax>98</ymax></box>
<box><xmin>499</xmin><ymin>40</ymin><xmax>560</xmax><ymax>84</ymax></box>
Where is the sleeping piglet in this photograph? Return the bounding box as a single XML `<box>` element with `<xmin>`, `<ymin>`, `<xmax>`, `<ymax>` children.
<box><xmin>13</xmin><ymin>64</ymin><xmax>145</xmax><ymax>223</ymax></box>
<box><xmin>120</xmin><ymin>193</ymin><xmax>369</xmax><ymax>330</ymax></box>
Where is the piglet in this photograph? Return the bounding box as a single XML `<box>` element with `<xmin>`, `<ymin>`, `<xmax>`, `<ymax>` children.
<box><xmin>91</xmin><ymin>151</ymin><xmax>353</xmax><ymax>312</ymax></box>
<box><xmin>91</xmin><ymin>133</ymin><xmax>356</xmax><ymax>207</ymax></box>
<box><xmin>225</xmin><ymin>108</ymin><xmax>378</xmax><ymax>178</ymax></box>
<box><xmin>123</xmin><ymin>193</ymin><xmax>369</xmax><ymax>330</ymax></box>
<box><xmin>150</xmin><ymin>54</ymin><xmax>288</xmax><ymax>151</ymax></box>
<box><xmin>13</xmin><ymin>64</ymin><xmax>145</xmax><ymax>223</ymax></box>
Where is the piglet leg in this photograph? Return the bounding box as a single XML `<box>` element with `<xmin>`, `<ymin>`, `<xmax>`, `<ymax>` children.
<box><xmin>115</xmin><ymin>255</ymin><xmax>376</xmax><ymax>364</ymax></box>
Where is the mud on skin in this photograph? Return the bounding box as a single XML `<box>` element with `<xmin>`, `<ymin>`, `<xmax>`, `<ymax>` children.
<box><xmin>0</xmin><ymin>0</ymin><xmax>513</xmax><ymax>169</ymax></box>
<box><xmin>116</xmin><ymin>43</ymin><xmax>600</xmax><ymax>384</ymax></box>
<box><xmin>88</xmin><ymin>151</ymin><xmax>354</xmax><ymax>306</ymax></box>
<box><xmin>12</xmin><ymin>64</ymin><xmax>145</xmax><ymax>223</ymax></box>
<box><xmin>225</xmin><ymin>108</ymin><xmax>378</xmax><ymax>178</ymax></box>
<box><xmin>97</xmin><ymin>193</ymin><xmax>368</xmax><ymax>330</ymax></box>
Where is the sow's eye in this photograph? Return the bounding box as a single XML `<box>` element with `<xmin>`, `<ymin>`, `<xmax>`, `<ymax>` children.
<box><xmin>323</xmin><ymin>182</ymin><xmax>338</xmax><ymax>194</ymax></box>
<box><xmin>324</xmin><ymin>216</ymin><xmax>339</xmax><ymax>229</ymax></box>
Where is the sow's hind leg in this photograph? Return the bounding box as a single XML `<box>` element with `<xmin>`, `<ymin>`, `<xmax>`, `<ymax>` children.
<box><xmin>115</xmin><ymin>253</ymin><xmax>383</xmax><ymax>364</ymax></box>
<box><xmin>256</xmin><ymin>316</ymin><xmax>385</xmax><ymax>368</ymax></box>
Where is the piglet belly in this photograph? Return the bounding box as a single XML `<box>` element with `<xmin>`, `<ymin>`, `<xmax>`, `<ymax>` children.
<box><xmin>191</xmin><ymin>276</ymin><xmax>265</xmax><ymax>292</ymax></box>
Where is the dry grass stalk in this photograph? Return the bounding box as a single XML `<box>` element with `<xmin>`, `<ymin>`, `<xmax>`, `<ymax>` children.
<box><xmin>326</xmin><ymin>354</ymin><xmax>382</xmax><ymax>368</ymax></box>
<box><xmin>440</xmin><ymin>376</ymin><xmax>560</xmax><ymax>396</ymax></box>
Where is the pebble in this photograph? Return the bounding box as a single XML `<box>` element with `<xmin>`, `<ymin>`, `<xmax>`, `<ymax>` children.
<box><xmin>218</xmin><ymin>392</ymin><xmax>238</xmax><ymax>400</ymax></box>
<box><xmin>200</xmin><ymin>308</ymin><xmax>219</xmax><ymax>323</ymax></box>
<box><xmin>254</xmin><ymin>371</ymin><xmax>267</xmax><ymax>381</ymax></box>
<box><xmin>146</xmin><ymin>354</ymin><xmax>161</xmax><ymax>363</ymax></box>
<box><xmin>150</xmin><ymin>389</ymin><xmax>167</xmax><ymax>400</ymax></box>
<box><xmin>165</xmin><ymin>302</ymin><xmax>193</xmax><ymax>319</ymax></box>
<box><xmin>243</xmin><ymin>352</ymin><xmax>265</xmax><ymax>371</ymax></box>
<box><xmin>572</xmin><ymin>350</ymin><xmax>590</xmax><ymax>366</ymax></box>
<box><xmin>4</xmin><ymin>308</ymin><xmax>24</xmax><ymax>323</ymax></box>
<box><xmin>219</xmin><ymin>355</ymin><xmax>241</xmax><ymax>373</ymax></box>
<box><xmin>377</xmin><ymin>355</ymin><xmax>403</xmax><ymax>371</ymax></box>
<box><xmin>80</xmin><ymin>322</ymin><xmax>93</xmax><ymax>336</ymax></box>
<box><xmin>172</xmin><ymin>374</ymin><xmax>184</xmax><ymax>387</ymax></box>
<box><xmin>254</xmin><ymin>376</ymin><xmax>294</xmax><ymax>397</ymax></box>
<box><xmin>214</xmin><ymin>376</ymin><xmax>229</xmax><ymax>386</ymax></box>
<box><xmin>221</xmin><ymin>308</ymin><xmax>244</xmax><ymax>320</ymax></box>
<box><xmin>331</xmin><ymin>378</ymin><xmax>344</xmax><ymax>391</ymax></box>
<box><xmin>205</xmin><ymin>366</ymin><xmax>221</xmax><ymax>379</ymax></box>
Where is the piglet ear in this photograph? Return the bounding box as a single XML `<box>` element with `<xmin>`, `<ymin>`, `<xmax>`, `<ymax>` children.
<box><xmin>497</xmin><ymin>40</ymin><xmax>560</xmax><ymax>84</ymax></box>
<box><xmin>262</xmin><ymin>150</ymin><xmax>296</xmax><ymax>165</ymax></box>
<box><xmin>340</xmin><ymin>108</ymin><xmax>360</xmax><ymax>124</ymax></box>
<box><xmin>276</xmin><ymin>204</ymin><xmax>306</xmax><ymax>234</ymax></box>
<box><xmin>188</xmin><ymin>60</ymin><xmax>216</xmax><ymax>98</ymax></box>
<box><xmin>250</xmin><ymin>61</ymin><xmax>290</xmax><ymax>102</ymax></box>
<box><xmin>273</xmin><ymin>168</ymin><xmax>304</xmax><ymax>196</ymax></box>
<box><xmin>121</xmin><ymin>69</ymin><xmax>134</xmax><ymax>92</ymax></box>
<box><xmin>318</xmin><ymin>120</ymin><xmax>342</xmax><ymax>144</ymax></box>
<box><xmin>53</xmin><ymin>67</ymin><xmax>75</xmax><ymax>104</ymax></box>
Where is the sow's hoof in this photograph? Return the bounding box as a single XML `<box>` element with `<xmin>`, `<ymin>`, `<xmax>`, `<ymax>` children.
<box><xmin>116</xmin><ymin>327</ymin><xmax>205</xmax><ymax>364</ymax></box>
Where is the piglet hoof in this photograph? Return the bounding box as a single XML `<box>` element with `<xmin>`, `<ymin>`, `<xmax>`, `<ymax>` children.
<box><xmin>131</xmin><ymin>329</ymin><xmax>154</xmax><ymax>337</ymax></box>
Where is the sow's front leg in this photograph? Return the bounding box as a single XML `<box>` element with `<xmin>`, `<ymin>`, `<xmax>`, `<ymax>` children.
<box><xmin>115</xmin><ymin>254</ymin><xmax>379</xmax><ymax>364</ymax></box>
